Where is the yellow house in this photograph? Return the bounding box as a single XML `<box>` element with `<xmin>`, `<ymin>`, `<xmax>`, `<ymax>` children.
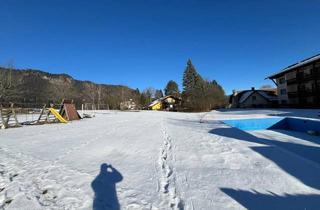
<box><xmin>148</xmin><ymin>95</ymin><xmax>181</xmax><ymax>111</ymax></box>
<box><xmin>149</xmin><ymin>101</ymin><xmax>162</xmax><ymax>110</ymax></box>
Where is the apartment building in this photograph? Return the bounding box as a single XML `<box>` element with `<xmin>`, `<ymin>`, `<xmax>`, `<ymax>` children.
<box><xmin>267</xmin><ymin>54</ymin><xmax>320</xmax><ymax>107</ymax></box>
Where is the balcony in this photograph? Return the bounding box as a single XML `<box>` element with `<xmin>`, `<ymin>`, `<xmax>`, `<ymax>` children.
<box><xmin>286</xmin><ymin>77</ymin><xmax>297</xmax><ymax>84</ymax></box>
<box><xmin>287</xmin><ymin>87</ymin><xmax>319</xmax><ymax>98</ymax></box>
<box><xmin>286</xmin><ymin>70</ymin><xmax>320</xmax><ymax>84</ymax></box>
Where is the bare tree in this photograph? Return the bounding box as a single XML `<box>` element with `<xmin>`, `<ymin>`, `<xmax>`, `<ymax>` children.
<box><xmin>145</xmin><ymin>87</ymin><xmax>156</xmax><ymax>99</ymax></box>
<box><xmin>260</xmin><ymin>84</ymin><xmax>274</xmax><ymax>90</ymax></box>
<box><xmin>88</xmin><ymin>83</ymin><xmax>96</xmax><ymax>105</ymax></box>
<box><xmin>97</xmin><ymin>85</ymin><xmax>102</xmax><ymax>110</ymax></box>
<box><xmin>0</xmin><ymin>60</ymin><xmax>14</xmax><ymax>101</ymax></box>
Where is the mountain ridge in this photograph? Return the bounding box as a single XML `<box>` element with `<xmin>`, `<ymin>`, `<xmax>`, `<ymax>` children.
<box><xmin>0</xmin><ymin>67</ymin><xmax>140</xmax><ymax>109</ymax></box>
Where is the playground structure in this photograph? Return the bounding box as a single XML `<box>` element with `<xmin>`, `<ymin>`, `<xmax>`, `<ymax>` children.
<box><xmin>59</xmin><ymin>99</ymin><xmax>81</xmax><ymax>121</ymax></box>
<box><xmin>0</xmin><ymin>99</ymin><xmax>82</xmax><ymax>129</ymax></box>
<box><xmin>0</xmin><ymin>103</ymin><xmax>21</xmax><ymax>129</ymax></box>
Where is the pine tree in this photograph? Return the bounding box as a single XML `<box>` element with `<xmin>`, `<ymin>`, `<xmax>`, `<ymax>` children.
<box><xmin>181</xmin><ymin>59</ymin><xmax>227</xmax><ymax>111</ymax></box>
<box><xmin>182</xmin><ymin>59</ymin><xmax>205</xmax><ymax>110</ymax></box>
<box><xmin>182</xmin><ymin>59</ymin><xmax>203</xmax><ymax>92</ymax></box>
<box><xmin>155</xmin><ymin>89</ymin><xmax>164</xmax><ymax>99</ymax></box>
<box><xmin>140</xmin><ymin>89</ymin><xmax>152</xmax><ymax>109</ymax></box>
<box><xmin>164</xmin><ymin>80</ymin><xmax>180</xmax><ymax>97</ymax></box>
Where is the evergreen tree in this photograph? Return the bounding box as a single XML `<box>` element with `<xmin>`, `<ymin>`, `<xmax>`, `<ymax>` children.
<box><xmin>182</xmin><ymin>59</ymin><xmax>205</xmax><ymax>110</ymax></box>
<box><xmin>202</xmin><ymin>80</ymin><xmax>227</xmax><ymax>110</ymax></box>
<box><xmin>164</xmin><ymin>80</ymin><xmax>180</xmax><ymax>97</ymax></box>
<box><xmin>139</xmin><ymin>93</ymin><xmax>148</xmax><ymax>109</ymax></box>
<box><xmin>155</xmin><ymin>89</ymin><xmax>164</xmax><ymax>99</ymax></box>
<box><xmin>182</xmin><ymin>59</ymin><xmax>203</xmax><ymax>92</ymax></box>
<box><xmin>140</xmin><ymin>88</ymin><xmax>153</xmax><ymax>108</ymax></box>
<box><xmin>182</xmin><ymin>59</ymin><xmax>227</xmax><ymax>111</ymax></box>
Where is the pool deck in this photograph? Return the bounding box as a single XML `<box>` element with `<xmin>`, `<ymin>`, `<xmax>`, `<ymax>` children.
<box><xmin>205</xmin><ymin>109</ymin><xmax>320</xmax><ymax>167</ymax></box>
<box><xmin>205</xmin><ymin>108</ymin><xmax>320</xmax><ymax>121</ymax></box>
<box><xmin>204</xmin><ymin>108</ymin><xmax>320</xmax><ymax>209</ymax></box>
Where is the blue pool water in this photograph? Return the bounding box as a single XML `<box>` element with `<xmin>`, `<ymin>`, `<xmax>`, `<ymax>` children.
<box><xmin>222</xmin><ymin>117</ymin><xmax>320</xmax><ymax>132</ymax></box>
<box><xmin>269</xmin><ymin>117</ymin><xmax>320</xmax><ymax>133</ymax></box>
<box><xmin>222</xmin><ymin>118</ymin><xmax>284</xmax><ymax>131</ymax></box>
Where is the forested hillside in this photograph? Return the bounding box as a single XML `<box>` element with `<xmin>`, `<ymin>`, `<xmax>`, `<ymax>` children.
<box><xmin>0</xmin><ymin>67</ymin><xmax>140</xmax><ymax>109</ymax></box>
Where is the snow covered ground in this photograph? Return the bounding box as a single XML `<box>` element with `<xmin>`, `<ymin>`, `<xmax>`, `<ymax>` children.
<box><xmin>1</xmin><ymin>109</ymin><xmax>320</xmax><ymax>210</ymax></box>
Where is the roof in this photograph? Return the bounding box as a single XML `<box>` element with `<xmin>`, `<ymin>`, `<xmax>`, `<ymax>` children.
<box><xmin>233</xmin><ymin>89</ymin><xmax>278</xmax><ymax>105</ymax></box>
<box><xmin>258</xmin><ymin>91</ymin><xmax>278</xmax><ymax>101</ymax></box>
<box><xmin>239</xmin><ymin>91</ymin><xmax>252</xmax><ymax>103</ymax></box>
<box><xmin>148</xmin><ymin>95</ymin><xmax>181</xmax><ymax>107</ymax></box>
<box><xmin>267</xmin><ymin>53</ymin><xmax>320</xmax><ymax>79</ymax></box>
<box><xmin>148</xmin><ymin>99</ymin><xmax>161</xmax><ymax>107</ymax></box>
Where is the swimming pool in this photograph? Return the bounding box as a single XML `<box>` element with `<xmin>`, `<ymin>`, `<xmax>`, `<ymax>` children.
<box><xmin>222</xmin><ymin>118</ymin><xmax>284</xmax><ymax>131</ymax></box>
<box><xmin>222</xmin><ymin>117</ymin><xmax>320</xmax><ymax>132</ymax></box>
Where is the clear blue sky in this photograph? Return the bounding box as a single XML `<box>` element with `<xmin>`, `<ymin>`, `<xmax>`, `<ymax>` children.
<box><xmin>1</xmin><ymin>0</ymin><xmax>319</xmax><ymax>94</ymax></box>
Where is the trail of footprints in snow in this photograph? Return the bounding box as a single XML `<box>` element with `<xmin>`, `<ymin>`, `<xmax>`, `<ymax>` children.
<box><xmin>158</xmin><ymin>128</ymin><xmax>184</xmax><ymax>210</ymax></box>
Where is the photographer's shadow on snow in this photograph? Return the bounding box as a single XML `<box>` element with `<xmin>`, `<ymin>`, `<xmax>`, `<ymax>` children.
<box><xmin>92</xmin><ymin>163</ymin><xmax>123</xmax><ymax>210</ymax></box>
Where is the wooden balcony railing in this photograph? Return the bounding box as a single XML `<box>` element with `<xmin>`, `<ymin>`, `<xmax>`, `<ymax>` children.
<box><xmin>287</xmin><ymin>87</ymin><xmax>320</xmax><ymax>98</ymax></box>
<box><xmin>286</xmin><ymin>70</ymin><xmax>320</xmax><ymax>84</ymax></box>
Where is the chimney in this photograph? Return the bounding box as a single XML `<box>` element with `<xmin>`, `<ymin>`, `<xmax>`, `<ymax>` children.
<box><xmin>232</xmin><ymin>89</ymin><xmax>237</xmax><ymax>95</ymax></box>
<box><xmin>251</xmin><ymin>87</ymin><xmax>255</xmax><ymax>91</ymax></box>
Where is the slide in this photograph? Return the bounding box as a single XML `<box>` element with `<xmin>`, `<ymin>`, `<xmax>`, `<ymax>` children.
<box><xmin>49</xmin><ymin>108</ymin><xmax>68</xmax><ymax>123</ymax></box>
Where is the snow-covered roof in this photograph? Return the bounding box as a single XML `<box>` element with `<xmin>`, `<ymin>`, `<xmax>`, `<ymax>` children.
<box><xmin>148</xmin><ymin>99</ymin><xmax>161</xmax><ymax>107</ymax></box>
<box><xmin>258</xmin><ymin>91</ymin><xmax>278</xmax><ymax>101</ymax></box>
<box><xmin>148</xmin><ymin>95</ymin><xmax>181</xmax><ymax>107</ymax></box>
<box><xmin>267</xmin><ymin>54</ymin><xmax>320</xmax><ymax>79</ymax></box>
<box><xmin>239</xmin><ymin>91</ymin><xmax>253</xmax><ymax>103</ymax></box>
<box><xmin>238</xmin><ymin>90</ymin><xmax>277</xmax><ymax>104</ymax></box>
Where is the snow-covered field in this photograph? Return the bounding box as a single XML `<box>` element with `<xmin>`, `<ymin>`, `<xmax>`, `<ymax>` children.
<box><xmin>1</xmin><ymin>109</ymin><xmax>320</xmax><ymax>210</ymax></box>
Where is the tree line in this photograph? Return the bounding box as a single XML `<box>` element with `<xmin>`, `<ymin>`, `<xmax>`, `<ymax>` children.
<box><xmin>139</xmin><ymin>59</ymin><xmax>227</xmax><ymax>111</ymax></box>
<box><xmin>0</xmin><ymin>59</ymin><xmax>227</xmax><ymax>111</ymax></box>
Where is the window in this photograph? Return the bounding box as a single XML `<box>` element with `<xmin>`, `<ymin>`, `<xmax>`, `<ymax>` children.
<box><xmin>286</xmin><ymin>72</ymin><xmax>296</xmax><ymax>80</ymax></box>
<box><xmin>280</xmin><ymin>89</ymin><xmax>287</xmax><ymax>95</ymax></box>
<box><xmin>297</xmin><ymin>71</ymin><xmax>304</xmax><ymax>78</ymax></box>
<box><xmin>279</xmin><ymin>77</ymin><xmax>285</xmax><ymax>84</ymax></box>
